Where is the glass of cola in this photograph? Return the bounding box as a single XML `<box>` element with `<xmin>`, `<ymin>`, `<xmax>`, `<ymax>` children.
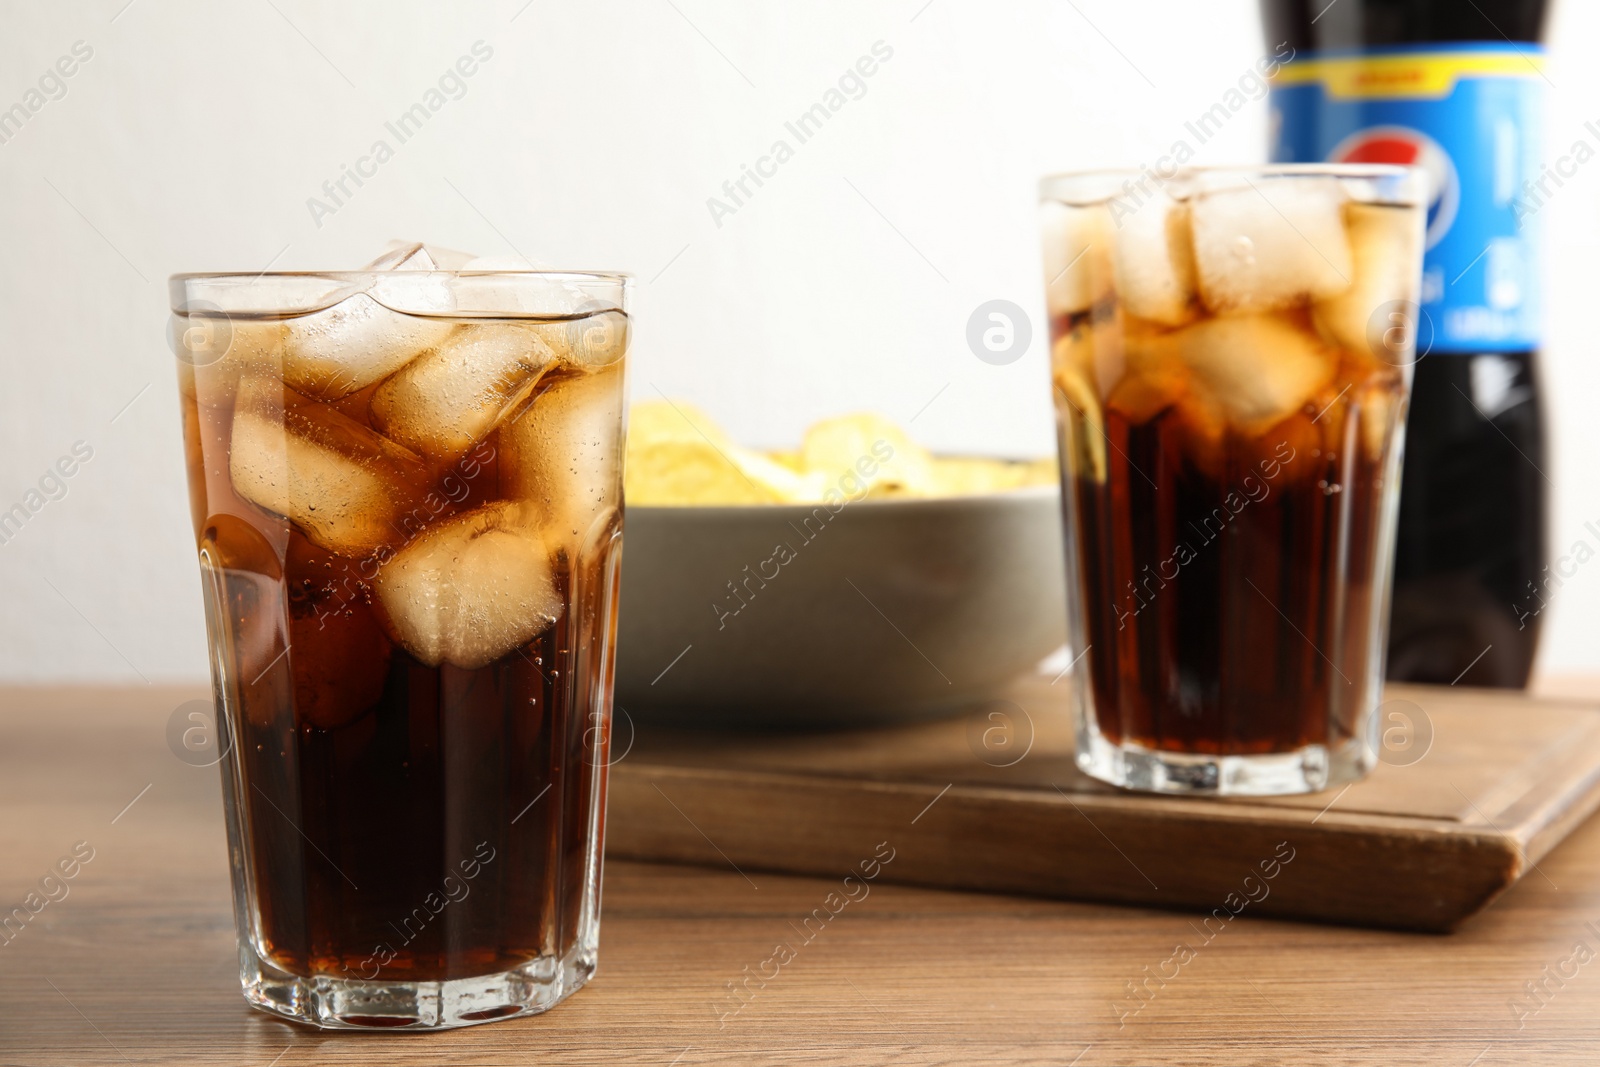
<box><xmin>1041</xmin><ymin>166</ymin><xmax>1425</xmax><ymax>796</ymax></box>
<box><xmin>170</xmin><ymin>246</ymin><xmax>628</xmax><ymax>1028</ymax></box>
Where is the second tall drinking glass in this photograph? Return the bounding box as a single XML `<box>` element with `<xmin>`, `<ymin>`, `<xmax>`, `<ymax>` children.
<box><xmin>1041</xmin><ymin>166</ymin><xmax>1425</xmax><ymax>796</ymax></box>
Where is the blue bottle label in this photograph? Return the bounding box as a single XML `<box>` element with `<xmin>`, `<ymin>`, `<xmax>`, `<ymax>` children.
<box><xmin>1269</xmin><ymin>43</ymin><xmax>1545</xmax><ymax>352</ymax></box>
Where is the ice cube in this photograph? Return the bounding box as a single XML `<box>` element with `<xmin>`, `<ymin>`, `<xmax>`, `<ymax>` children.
<box><xmin>175</xmin><ymin>311</ymin><xmax>285</xmax><ymax>371</ymax></box>
<box><xmin>1168</xmin><ymin>314</ymin><xmax>1337</xmax><ymax>434</ymax></box>
<box><xmin>1051</xmin><ymin>308</ymin><xmax>1127</xmax><ymax>402</ymax></box>
<box><xmin>453</xmin><ymin>255</ymin><xmax>598</xmax><ymax>322</ymax></box>
<box><xmin>278</xmin><ymin>293</ymin><xmax>456</xmax><ymax>400</ymax></box>
<box><xmin>275</xmin><ymin>245</ymin><xmax>457</xmax><ymax>401</ymax></box>
<box><xmin>181</xmin><ymin>317</ymin><xmax>290</xmax><ymax>408</ymax></box>
<box><xmin>497</xmin><ymin>364</ymin><xmax>625</xmax><ymax>546</ymax></box>
<box><xmin>367</xmin><ymin>243</ymin><xmax>433</xmax><ymax>270</ymax></box>
<box><xmin>1111</xmin><ymin>193</ymin><xmax>1198</xmax><ymax>326</ymax></box>
<box><xmin>1191</xmin><ymin>178</ymin><xmax>1353</xmax><ymax>313</ymax></box>
<box><xmin>374</xmin><ymin>501</ymin><xmax>561</xmax><ymax>669</ymax></box>
<box><xmin>535</xmin><ymin>308</ymin><xmax>629</xmax><ymax>369</ymax></box>
<box><xmin>370</xmin><ymin>323</ymin><xmax>557</xmax><ymax>461</ymax></box>
<box><xmin>229</xmin><ymin>317</ymin><xmax>289</xmax><ymax>362</ymax></box>
<box><xmin>1041</xmin><ymin>201</ymin><xmax>1114</xmax><ymax>319</ymax></box>
<box><xmin>1109</xmin><ymin>325</ymin><xmax>1189</xmax><ymax>424</ymax></box>
<box><xmin>1311</xmin><ymin>203</ymin><xmax>1424</xmax><ymax>359</ymax></box>
<box><xmin>1107</xmin><ymin>373</ymin><xmax>1186</xmax><ymax>425</ymax></box>
<box><xmin>1122</xmin><ymin>320</ymin><xmax>1187</xmax><ymax>383</ymax></box>
<box><xmin>368</xmin><ymin>241</ymin><xmax>476</xmax><ymax>270</ymax></box>
<box><xmin>229</xmin><ymin>376</ymin><xmax>434</xmax><ymax>557</ymax></box>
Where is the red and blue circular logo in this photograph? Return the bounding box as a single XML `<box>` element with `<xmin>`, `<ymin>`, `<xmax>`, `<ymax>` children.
<box><xmin>1331</xmin><ymin>125</ymin><xmax>1460</xmax><ymax>250</ymax></box>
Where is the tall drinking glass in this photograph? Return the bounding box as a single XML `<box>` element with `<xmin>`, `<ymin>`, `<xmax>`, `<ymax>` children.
<box><xmin>170</xmin><ymin>251</ymin><xmax>628</xmax><ymax>1028</ymax></box>
<box><xmin>1040</xmin><ymin>166</ymin><xmax>1424</xmax><ymax>796</ymax></box>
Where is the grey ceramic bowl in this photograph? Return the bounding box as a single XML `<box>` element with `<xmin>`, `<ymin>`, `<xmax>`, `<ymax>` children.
<box><xmin>613</xmin><ymin>485</ymin><xmax>1067</xmax><ymax>727</ymax></box>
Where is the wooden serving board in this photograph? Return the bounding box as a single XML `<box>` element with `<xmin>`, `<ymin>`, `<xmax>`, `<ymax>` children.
<box><xmin>606</xmin><ymin>679</ymin><xmax>1600</xmax><ymax>932</ymax></box>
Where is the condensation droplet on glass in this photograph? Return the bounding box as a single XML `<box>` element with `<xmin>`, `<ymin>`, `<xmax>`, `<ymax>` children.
<box><xmin>1318</xmin><ymin>480</ymin><xmax>1342</xmax><ymax>495</ymax></box>
<box><xmin>1231</xmin><ymin>235</ymin><xmax>1255</xmax><ymax>266</ymax></box>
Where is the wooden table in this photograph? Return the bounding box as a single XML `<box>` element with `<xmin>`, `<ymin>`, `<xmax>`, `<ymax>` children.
<box><xmin>5</xmin><ymin>684</ymin><xmax>1600</xmax><ymax>1066</ymax></box>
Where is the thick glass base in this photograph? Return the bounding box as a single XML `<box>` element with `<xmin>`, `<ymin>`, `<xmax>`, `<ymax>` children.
<box><xmin>1076</xmin><ymin>726</ymin><xmax>1372</xmax><ymax>797</ymax></box>
<box><xmin>239</xmin><ymin>941</ymin><xmax>596</xmax><ymax>1031</ymax></box>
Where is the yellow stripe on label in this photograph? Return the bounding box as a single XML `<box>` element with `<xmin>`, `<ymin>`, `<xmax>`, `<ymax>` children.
<box><xmin>1271</xmin><ymin>51</ymin><xmax>1544</xmax><ymax>100</ymax></box>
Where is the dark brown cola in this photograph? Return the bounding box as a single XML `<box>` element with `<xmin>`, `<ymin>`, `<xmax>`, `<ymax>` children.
<box><xmin>1045</xmin><ymin>186</ymin><xmax>1413</xmax><ymax>762</ymax></box>
<box><xmin>179</xmin><ymin>308</ymin><xmax>623</xmax><ymax>987</ymax></box>
<box><xmin>1057</xmin><ymin>341</ymin><xmax>1397</xmax><ymax>755</ymax></box>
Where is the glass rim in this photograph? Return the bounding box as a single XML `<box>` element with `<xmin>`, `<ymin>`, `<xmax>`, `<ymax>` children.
<box><xmin>170</xmin><ymin>268</ymin><xmax>631</xmax><ymax>284</ymax></box>
<box><xmin>1040</xmin><ymin>162</ymin><xmax>1420</xmax><ymax>199</ymax></box>
<box><xmin>168</xmin><ymin>269</ymin><xmax>631</xmax><ymax>317</ymax></box>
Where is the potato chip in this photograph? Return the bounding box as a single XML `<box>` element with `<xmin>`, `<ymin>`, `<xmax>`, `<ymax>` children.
<box><xmin>625</xmin><ymin>400</ymin><xmax>824</xmax><ymax>505</ymax></box>
<box><xmin>624</xmin><ymin>400</ymin><xmax>1055</xmax><ymax>506</ymax></box>
<box><xmin>800</xmin><ymin>413</ymin><xmax>937</xmax><ymax>498</ymax></box>
<box><xmin>625</xmin><ymin>441</ymin><xmax>774</xmax><ymax>505</ymax></box>
<box><xmin>627</xmin><ymin>398</ymin><xmax>728</xmax><ymax>450</ymax></box>
<box><xmin>932</xmin><ymin>457</ymin><xmax>1052</xmax><ymax>497</ymax></box>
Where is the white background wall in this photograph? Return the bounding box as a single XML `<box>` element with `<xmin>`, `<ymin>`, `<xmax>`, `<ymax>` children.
<box><xmin>0</xmin><ymin>0</ymin><xmax>1594</xmax><ymax>683</ymax></box>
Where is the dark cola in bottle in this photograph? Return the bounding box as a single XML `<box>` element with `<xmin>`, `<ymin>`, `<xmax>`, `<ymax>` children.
<box><xmin>1263</xmin><ymin>0</ymin><xmax>1550</xmax><ymax>687</ymax></box>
